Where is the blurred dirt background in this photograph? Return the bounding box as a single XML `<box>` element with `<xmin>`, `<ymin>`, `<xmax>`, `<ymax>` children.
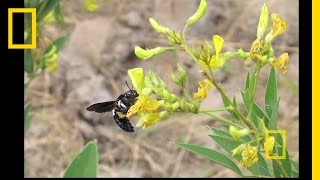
<box><xmin>24</xmin><ymin>0</ymin><xmax>299</xmax><ymax>177</ymax></box>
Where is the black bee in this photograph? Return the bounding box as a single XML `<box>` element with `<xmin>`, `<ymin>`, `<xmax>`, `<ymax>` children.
<box><xmin>86</xmin><ymin>83</ymin><xmax>138</xmax><ymax>132</ymax></box>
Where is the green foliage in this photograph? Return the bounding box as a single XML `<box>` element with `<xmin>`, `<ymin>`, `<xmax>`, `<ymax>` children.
<box><xmin>131</xmin><ymin>0</ymin><xmax>297</xmax><ymax>177</ymax></box>
<box><xmin>175</xmin><ymin>143</ymin><xmax>242</xmax><ymax>176</ymax></box>
<box><xmin>63</xmin><ymin>140</ymin><xmax>98</xmax><ymax>178</ymax></box>
<box><xmin>24</xmin><ymin>0</ymin><xmax>102</xmax><ymax>176</ymax></box>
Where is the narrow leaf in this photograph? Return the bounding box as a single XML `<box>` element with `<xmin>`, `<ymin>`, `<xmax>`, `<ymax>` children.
<box><xmin>268</xmin><ymin>98</ymin><xmax>279</xmax><ymax>129</ymax></box>
<box><xmin>252</xmin><ymin>103</ymin><xmax>270</xmax><ymax>127</ymax></box>
<box><xmin>265</xmin><ymin>67</ymin><xmax>278</xmax><ymax>117</ymax></box>
<box><xmin>207</xmin><ymin>126</ymin><xmax>232</xmax><ymax>139</ymax></box>
<box><xmin>175</xmin><ymin>143</ymin><xmax>242</xmax><ymax>176</ymax></box>
<box><xmin>24</xmin><ymin>103</ymin><xmax>32</xmax><ymax>135</ymax></box>
<box><xmin>24</xmin><ymin>50</ymin><xmax>33</xmax><ymax>74</ymax></box>
<box><xmin>240</xmin><ymin>89</ymin><xmax>250</xmax><ymax>112</ymax></box>
<box><xmin>63</xmin><ymin>140</ymin><xmax>98</xmax><ymax>178</ymax></box>
<box><xmin>291</xmin><ymin>170</ymin><xmax>299</xmax><ymax>178</ymax></box>
<box><xmin>245</xmin><ymin>72</ymin><xmax>250</xmax><ymax>90</ymax></box>
<box><xmin>210</xmin><ymin>135</ymin><xmax>271</xmax><ymax>176</ymax></box>
<box><xmin>37</xmin><ymin>0</ymin><xmax>60</xmax><ymax>21</ymax></box>
<box><xmin>271</xmin><ymin>132</ymin><xmax>292</xmax><ymax>177</ymax></box>
<box><xmin>53</xmin><ymin>2</ymin><xmax>64</xmax><ymax>26</ymax></box>
<box><xmin>221</xmin><ymin>94</ymin><xmax>240</xmax><ymax>120</ymax></box>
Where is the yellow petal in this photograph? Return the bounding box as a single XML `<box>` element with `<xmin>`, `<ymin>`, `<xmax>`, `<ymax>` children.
<box><xmin>264</xmin><ymin>136</ymin><xmax>275</xmax><ymax>155</ymax></box>
<box><xmin>271</xmin><ymin>13</ymin><xmax>287</xmax><ymax>37</ymax></box>
<box><xmin>193</xmin><ymin>79</ymin><xmax>213</xmax><ymax>101</ymax></box>
<box><xmin>136</xmin><ymin>113</ymin><xmax>160</xmax><ymax>128</ymax></box>
<box><xmin>272</xmin><ymin>53</ymin><xmax>289</xmax><ymax>74</ymax></box>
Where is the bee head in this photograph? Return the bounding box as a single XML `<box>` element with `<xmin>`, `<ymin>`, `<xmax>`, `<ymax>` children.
<box><xmin>125</xmin><ymin>90</ymin><xmax>138</xmax><ymax>99</ymax></box>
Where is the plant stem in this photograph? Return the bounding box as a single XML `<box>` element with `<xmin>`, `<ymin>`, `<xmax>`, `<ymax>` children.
<box><xmin>199</xmin><ymin>106</ymin><xmax>233</xmax><ymax>113</ymax></box>
<box><xmin>202</xmin><ymin>112</ymin><xmax>244</xmax><ymax>129</ymax></box>
<box><xmin>210</xmin><ymin>76</ymin><xmax>257</xmax><ymax>131</ymax></box>
<box><xmin>247</xmin><ymin>63</ymin><xmax>262</xmax><ymax>121</ymax></box>
<box><xmin>274</xmin><ymin>159</ymin><xmax>289</xmax><ymax>178</ymax></box>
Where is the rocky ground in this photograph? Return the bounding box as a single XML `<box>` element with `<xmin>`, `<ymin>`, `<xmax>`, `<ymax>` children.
<box><xmin>24</xmin><ymin>0</ymin><xmax>299</xmax><ymax>177</ymax></box>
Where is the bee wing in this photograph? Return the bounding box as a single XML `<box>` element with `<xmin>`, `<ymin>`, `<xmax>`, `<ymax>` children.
<box><xmin>86</xmin><ymin>101</ymin><xmax>116</xmax><ymax>113</ymax></box>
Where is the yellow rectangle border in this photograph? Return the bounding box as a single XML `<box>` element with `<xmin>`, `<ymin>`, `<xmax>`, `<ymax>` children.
<box><xmin>265</xmin><ymin>130</ymin><xmax>286</xmax><ymax>160</ymax></box>
<box><xmin>8</xmin><ymin>8</ymin><xmax>36</xmax><ymax>49</ymax></box>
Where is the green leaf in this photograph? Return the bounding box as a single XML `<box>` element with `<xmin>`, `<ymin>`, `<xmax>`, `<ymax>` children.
<box><xmin>271</xmin><ymin>133</ymin><xmax>292</xmax><ymax>177</ymax></box>
<box><xmin>272</xmin><ymin>160</ymin><xmax>281</xmax><ymax>177</ymax></box>
<box><xmin>51</xmin><ymin>34</ymin><xmax>70</xmax><ymax>51</ymax></box>
<box><xmin>175</xmin><ymin>143</ymin><xmax>242</xmax><ymax>176</ymax></box>
<box><xmin>209</xmin><ymin>135</ymin><xmax>271</xmax><ymax>176</ymax></box>
<box><xmin>207</xmin><ymin>126</ymin><xmax>232</xmax><ymax>139</ymax></box>
<box><xmin>37</xmin><ymin>0</ymin><xmax>60</xmax><ymax>21</ymax></box>
<box><xmin>53</xmin><ymin>2</ymin><xmax>64</xmax><ymax>26</ymax></box>
<box><xmin>291</xmin><ymin>170</ymin><xmax>299</xmax><ymax>178</ymax></box>
<box><xmin>252</xmin><ymin>103</ymin><xmax>270</xmax><ymax>128</ymax></box>
<box><xmin>209</xmin><ymin>135</ymin><xmax>243</xmax><ymax>153</ymax></box>
<box><xmin>245</xmin><ymin>72</ymin><xmax>250</xmax><ymax>90</ymax></box>
<box><xmin>24</xmin><ymin>103</ymin><xmax>32</xmax><ymax>135</ymax></box>
<box><xmin>63</xmin><ymin>140</ymin><xmax>98</xmax><ymax>178</ymax></box>
<box><xmin>240</xmin><ymin>89</ymin><xmax>250</xmax><ymax>112</ymax></box>
<box><xmin>28</xmin><ymin>0</ymin><xmax>40</xmax><ymax>7</ymax></box>
<box><xmin>247</xmin><ymin>153</ymin><xmax>271</xmax><ymax>177</ymax></box>
<box><xmin>268</xmin><ymin>98</ymin><xmax>279</xmax><ymax>129</ymax></box>
<box><xmin>24</xmin><ymin>50</ymin><xmax>33</xmax><ymax>74</ymax></box>
<box><xmin>265</xmin><ymin>67</ymin><xmax>278</xmax><ymax>118</ymax></box>
<box><xmin>221</xmin><ymin>94</ymin><xmax>240</xmax><ymax>120</ymax></box>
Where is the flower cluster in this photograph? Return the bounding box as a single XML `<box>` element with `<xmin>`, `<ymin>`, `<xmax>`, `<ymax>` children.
<box><xmin>245</xmin><ymin>3</ymin><xmax>289</xmax><ymax>74</ymax></box>
<box><xmin>127</xmin><ymin>67</ymin><xmax>214</xmax><ymax>128</ymax></box>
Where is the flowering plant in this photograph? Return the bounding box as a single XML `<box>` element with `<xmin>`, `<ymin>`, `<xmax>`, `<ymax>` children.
<box><xmin>128</xmin><ymin>1</ymin><xmax>298</xmax><ymax>177</ymax></box>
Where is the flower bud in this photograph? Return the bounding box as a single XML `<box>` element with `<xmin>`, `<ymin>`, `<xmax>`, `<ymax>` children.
<box><xmin>171</xmin><ymin>101</ymin><xmax>181</xmax><ymax>111</ymax></box>
<box><xmin>141</xmin><ymin>87</ymin><xmax>153</xmax><ymax>96</ymax></box>
<box><xmin>135</xmin><ymin>46</ymin><xmax>168</xmax><ymax>60</ymax></box>
<box><xmin>171</xmin><ymin>64</ymin><xmax>186</xmax><ymax>87</ymax></box>
<box><xmin>229</xmin><ymin>125</ymin><xmax>250</xmax><ymax>139</ymax></box>
<box><xmin>159</xmin><ymin>111</ymin><xmax>170</xmax><ymax>119</ymax></box>
<box><xmin>44</xmin><ymin>45</ymin><xmax>58</xmax><ymax>59</ymax></box>
<box><xmin>257</xmin><ymin>3</ymin><xmax>269</xmax><ymax>39</ymax></box>
<box><xmin>185</xmin><ymin>0</ymin><xmax>207</xmax><ymax>28</ymax></box>
<box><xmin>149</xmin><ymin>18</ymin><xmax>170</xmax><ymax>34</ymax></box>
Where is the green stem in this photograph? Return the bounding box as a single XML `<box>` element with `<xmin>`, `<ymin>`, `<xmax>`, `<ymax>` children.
<box><xmin>202</xmin><ymin>112</ymin><xmax>244</xmax><ymax>129</ymax></box>
<box><xmin>210</xmin><ymin>76</ymin><xmax>257</xmax><ymax>131</ymax></box>
<box><xmin>199</xmin><ymin>106</ymin><xmax>233</xmax><ymax>113</ymax></box>
<box><xmin>247</xmin><ymin>63</ymin><xmax>262</xmax><ymax>121</ymax></box>
<box><xmin>274</xmin><ymin>159</ymin><xmax>289</xmax><ymax>178</ymax></box>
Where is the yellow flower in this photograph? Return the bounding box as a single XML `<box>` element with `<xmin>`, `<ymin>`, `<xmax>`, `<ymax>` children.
<box><xmin>136</xmin><ymin>113</ymin><xmax>160</xmax><ymax>128</ymax></box>
<box><xmin>240</xmin><ymin>144</ymin><xmax>258</xmax><ymax>168</ymax></box>
<box><xmin>48</xmin><ymin>62</ymin><xmax>57</xmax><ymax>73</ymax></box>
<box><xmin>193</xmin><ymin>79</ymin><xmax>213</xmax><ymax>101</ymax></box>
<box><xmin>127</xmin><ymin>94</ymin><xmax>160</xmax><ymax>118</ymax></box>
<box><xmin>249</xmin><ymin>38</ymin><xmax>264</xmax><ymax>62</ymax></box>
<box><xmin>43</xmin><ymin>11</ymin><xmax>55</xmax><ymax>23</ymax></box>
<box><xmin>84</xmin><ymin>0</ymin><xmax>98</xmax><ymax>12</ymax></box>
<box><xmin>272</xmin><ymin>53</ymin><xmax>289</xmax><ymax>74</ymax></box>
<box><xmin>271</xmin><ymin>13</ymin><xmax>287</xmax><ymax>37</ymax></box>
<box><xmin>264</xmin><ymin>136</ymin><xmax>275</xmax><ymax>156</ymax></box>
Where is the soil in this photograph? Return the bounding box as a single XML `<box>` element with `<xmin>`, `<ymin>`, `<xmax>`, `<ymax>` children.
<box><xmin>24</xmin><ymin>0</ymin><xmax>299</xmax><ymax>177</ymax></box>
